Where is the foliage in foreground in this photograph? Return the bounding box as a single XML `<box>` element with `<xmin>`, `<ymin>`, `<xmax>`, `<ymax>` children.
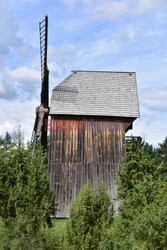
<box><xmin>105</xmin><ymin>138</ymin><xmax>167</xmax><ymax>249</ymax></box>
<box><xmin>117</xmin><ymin>138</ymin><xmax>157</xmax><ymax>199</ymax></box>
<box><xmin>0</xmin><ymin>132</ymin><xmax>167</xmax><ymax>249</ymax></box>
<box><xmin>0</xmin><ymin>131</ymin><xmax>57</xmax><ymax>249</ymax></box>
<box><xmin>64</xmin><ymin>181</ymin><xmax>113</xmax><ymax>250</ymax></box>
<box><xmin>155</xmin><ymin>136</ymin><xmax>167</xmax><ymax>181</ymax></box>
<box><xmin>63</xmin><ymin>138</ymin><xmax>167</xmax><ymax>250</ymax></box>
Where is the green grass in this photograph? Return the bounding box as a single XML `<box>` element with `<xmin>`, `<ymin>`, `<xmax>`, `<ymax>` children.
<box><xmin>51</xmin><ymin>219</ymin><xmax>68</xmax><ymax>236</ymax></box>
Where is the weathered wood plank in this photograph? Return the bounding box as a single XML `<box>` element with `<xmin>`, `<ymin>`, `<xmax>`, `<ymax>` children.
<box><xmin>49</xmin><ymin>116</ymin><xmax>131</xmax><ymax>217</ymax></box>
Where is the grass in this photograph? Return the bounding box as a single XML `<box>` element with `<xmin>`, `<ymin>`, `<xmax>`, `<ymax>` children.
<box><xmin>51</xmin><ymin>219</ymin><xmax>68</xmax><ymax>236</ymax></box>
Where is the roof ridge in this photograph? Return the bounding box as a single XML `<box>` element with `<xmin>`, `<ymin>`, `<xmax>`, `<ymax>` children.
<box><xmin>71</xmin><ymin>70</ymin><xmax>136</xmax><ymax>74</ymax></box>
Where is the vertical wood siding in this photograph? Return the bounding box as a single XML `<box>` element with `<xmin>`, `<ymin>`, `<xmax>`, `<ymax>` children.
<box><xmin>48</xmin><ymin>116</ymin><xmax>130</xmax><ymax>217</ymax></box>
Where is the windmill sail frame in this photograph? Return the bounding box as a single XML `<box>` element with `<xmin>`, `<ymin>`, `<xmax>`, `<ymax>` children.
<box><xmin>40</xmin><ymin>15</ymin><xmax>49</xmax><ymax>108</ymax></box>
<box><xmin>31</xmin><ymin>16</ymin><xmax>49</xmax><ymax>151</ymax></box>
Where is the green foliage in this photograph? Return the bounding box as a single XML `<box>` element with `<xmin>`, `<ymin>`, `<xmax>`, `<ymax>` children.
<box><xmin>0</xmin><ymin>131</ymin><xmax>57</xmax><ymax>249</ymax></box>
<box><xmin>1</xmin><ymin>132</ymin><xmax>167</xmax><ymax>249</ymax></box>
<box><xmin>126</xmin><ymin>137</ymin><xmax>156</xmax><ymax>158</ymax></box>
<box><xmin>118</xmin><ymin>139</ymin><xmax>157</xmax><ymax>199</ymax></box>
<box><xmin>51</xmin><ymin>219</ymin><xmax>68</xmax><ymax>236</ymax></box>
<box><xmin>65</xmin><ymin>181</ymin><xmax>113</xmax><ymax>250</ymax></box>
<box><xmin>0</xmin><ymin>217</ymin><xmax>61</xmax><ymax>250</ymax></box>
<box><xmin>0</xmin><ymin>131</ymin><xmax>55</xmax><ymax>226</ymax></box>
<box><xmin>155</xmin><ymin>136</ymin><xmax>167</xmax><ymax>181</ymax></box>
<box><xmin>0</xmin><ymin>132</ymin><xmax>13</xmax><ymax>147</ymax></box>
<box><xmin>103</xmin><ymin>137</ymin><xmax>167</xmax><ymax>249</ymax></box>
<box><xmin>110</xmin><ymin>180</ymin><xmax>167</xmax><ymax>249</ymax></box>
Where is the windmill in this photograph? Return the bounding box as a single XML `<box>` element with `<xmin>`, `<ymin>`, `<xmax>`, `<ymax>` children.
<box><xmin>31</xmin><ymin>15</ymin><xmax>49</xmax><ymax>151</ymax></box>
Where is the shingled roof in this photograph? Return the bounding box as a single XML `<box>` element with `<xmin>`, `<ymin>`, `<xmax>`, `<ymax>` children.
<box><xmin>50</xmin><ymin>70</ymin><xmax>140</xmax><ymax>118</ymax></box>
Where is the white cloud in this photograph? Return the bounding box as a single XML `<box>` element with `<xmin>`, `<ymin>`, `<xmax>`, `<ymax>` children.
<box><xmin>0</xmin><ymin>98</ymin><xmax>39</xmax><ymax>140</ymax></box>
<box><xmin>0</xmin><ymin>67</ymin><xmax>40</xmax><ymax>100</ymax></box>
<box><xmin>63</xmin><ymin>0</ymin><xmax>167</xmax><ymax>19</ymax></box>
<box><xmin>78</xmin><ymin>38</ymin><xmax>120</xmax><ymax>59</ymax></box>
<box><xmin>6</xmin><ymin>67</ymin><xmax>39</xmax><ymax>83</ymax></box>
<box><xmin>135</xmin><ymin>0</ymin><xmax>167</xmax><ymax>15</ymax></box>
<box><xmin>11</xmin><ymin>0</ymin><xmax>37</xmax><ymax>3</ymax></box>
<box><xmin>0</xmin><ymin>80</ymin><xmax>5</xmax><ymax>94</ymax></box>
<box><xmin>48</xmin><ymin>46</ymin><xmax>75</xmax><ymax>61</ymax></box>
<box><xmin>63</xmin><ymin>0</ymin><xmax>80</xmax><ymax>7</ymax></box>
<box><xmin>75</xmin><ymin>25</ymin><xmax>138</xmax><ymax>62</ymax></box>
<box><xmin>47</xmin><ymin>45</ymin><xmax>78</xmax><ymax>89</ymax></box>
<box><xmin>142</xmin><ymin>88</ymin><xmax>167</xmax><ymax>112</ymax></box>
<box><xmin>128</xmin><ymin>111</ymin><xmax>167</xmax><ymax>147</ymax></box>
<box><xmin>0</xmin><ymin>0</ymin><xmax>31</xmax><ymax>66</ymax></box>
<box><xmin>0</xmin><ymin>120</ymin><xmax>16</xmax><ymax>136</ymax></box>
<box><xmin>92</xmin><ymin>1</ymin><xmax>128</xmax><ymax>19</ymax></box>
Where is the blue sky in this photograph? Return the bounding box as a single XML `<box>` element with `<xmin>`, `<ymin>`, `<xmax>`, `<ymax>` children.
<box><xmin>0</xmin><ymin>0</ymin><xmax>167</xmax><ymax>146</ymax></box>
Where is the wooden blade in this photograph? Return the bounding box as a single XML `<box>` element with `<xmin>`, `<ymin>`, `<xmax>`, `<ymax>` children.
<box><xmin>40</xmin><ymin>15</ymin><xmax>49</xmax><ymax>108</ymax></box>
<box><xmin>31</xmin><ymin>16</ymin><xmax>49</xmax><ymax>152</ymax></box>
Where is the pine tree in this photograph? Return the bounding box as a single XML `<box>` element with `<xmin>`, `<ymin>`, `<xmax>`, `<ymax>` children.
<box><xmin>65</xmin><ymin>181</ymin><xmax>113</xmax><ymax>249</ymax></box>
<box><xmin>155</xmin><ymin>136</ymin><xmax>167</xmax><ymax>181</ymax></box>
<box><xmin>118</xmin><ymin>139</ymin><xmax>157</xmax><ymax>199</ymax></box>
<box><xmin>0</xmin><ymin>131</ymin><xmax>55</xmax><ymax>229</ymax></box>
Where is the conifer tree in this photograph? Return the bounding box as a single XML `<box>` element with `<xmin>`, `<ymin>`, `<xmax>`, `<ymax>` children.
<box><xmin>118</xmin><ymin>138</ymin><xmax>157</xmax><ymax>199</ymax></box>
<box><xmin>155</xmin><ymin>136</ymin><xmax>167</xmax><ymax>181</ymax></box>
<box><xmin>0</xmin><ymin>131</ymin><xmax>55</xmax><ymax>229</ymax></box>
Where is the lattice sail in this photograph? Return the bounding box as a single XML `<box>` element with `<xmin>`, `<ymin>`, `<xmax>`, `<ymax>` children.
<box><xmin>31</xmin><ymin>16</ymin><xmax>49</xmax><ymax>151</ymax></box>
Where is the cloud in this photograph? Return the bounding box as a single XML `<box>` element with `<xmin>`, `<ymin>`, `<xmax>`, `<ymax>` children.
<box><xmin>0</xmin><ymin>98</ymin><xmax>39</xmax><ymax>140</ymax></box>
<box><xmin>142</xmin><ymin>87</ymin><xmax>167</xmax><ymax>112</ymax></box>
<box><xmin>92</xmin><ymin>1</ymin><xmax>128</xmax><ymax>19</ymax></box>
<box><xmin>75</xmin><ymin>25</ymin><xmax>138</xmax><ymax>62</ymax></box>
<box><xmin>0</xmin><ymin>0</ymin><xmax>31</xmax><ymax>66</ymax></box>
<box><xmin>11</xmin><ymin>0</ymin><xmax>38</xmax><ymax>3</ymax></box>
<box><xmin>6</xmin><ymin>67</ymin><xmax>39</xmax><ymax>83</ymax></box>
<box><xmin>127</xmin><ymin>116</ymin><xmax>167</xmax><ymax>147</ymax></box>
<box><xmin>62</xmin><ymin>0</ymin><xmax>80</xmax><ymax>7</ymax></box>
<box><xmin>0</xmin><ymin>67</ymin><xmax>40</xmax><ymax>100</ymax></box>
<box><xmin>135</xmin><ymin>0</ymin><xmax>167</xmax><ymax>15</ymax></box>
<box><xmin>47</xmin><ymin>46</ymin><xmax>78</xmax><ymax>88</ymax></box>
<box><xmin>0</xmin><ymin>120</ymin><xmax>16</xmax><ymax>136</ymax></box>
<box><xmin>48</xmin><ymin>46</ymin><xmax>75</xmax><ymax>61</ymax></box>
<box><xmin>62</xmin><ymin>0</ymin><xmax>167</xmax><ymax>19</ymax></box>
<box><xmin>78</xmin><ymin>38</ymin><xmax>120</xmax><ymax>59</ymax></box>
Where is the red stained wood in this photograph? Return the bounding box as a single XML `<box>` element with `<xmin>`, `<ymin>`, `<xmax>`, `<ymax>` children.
<box><xmin>48</xmin><ymin>115</ymin><xmax>133</xmax><ymax>217</ymax></box>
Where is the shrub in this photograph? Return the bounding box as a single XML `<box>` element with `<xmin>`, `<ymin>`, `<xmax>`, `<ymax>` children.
<box><xmin>65</xmin><ymin>181</ymin><xmax>113</xmax><ymax>250</ymax></box>
<box><xmin>117</xmin><ymin>139</ymin><xmax>157</xmax><ymax>199</ymax></box>
<box><xmin>0</xmin><ymin>131</ymin><xmax>57</xmax><ymax>248</ymax></box>
<box><xmin>111</xmin><ymin>180</ymin><xmax>167</xmax><ymax>249</ymax></box>
<box><xmin>107</xmin><ymin>137</ymin><xmax>167</xmax><ymax>249</ymax></box>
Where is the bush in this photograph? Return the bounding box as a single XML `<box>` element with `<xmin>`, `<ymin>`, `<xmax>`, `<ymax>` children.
<box><xmin>64</xmin><ymin>181</ymin><xmax>113</xmax><ymax>250</ymax></box>
<box><xmin>103</xmin><ymin>138</ymin><xmax>167</xmax><ymax>249</ymax></box>
<box><xmin>110</xmin><ymin>180</ymin><xmax>167</xmax><ymax>249</ymax></box>
<box><xmin>117</xmin><ymin>139</ymin><xmax>157</xmax><ymax>199</ymax></box>
<box><xmin>0</xmin><ymin>216</ymin><xmax>61</xmax><ymax>250</ymax></box>
<box><xmin>0</xmin><ymin>131</ymin><xmax>57</xmax><ymax>249</ymax></box>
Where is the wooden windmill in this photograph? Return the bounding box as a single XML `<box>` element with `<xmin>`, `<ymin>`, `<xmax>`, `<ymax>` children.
<box><xmin>31</xmin><ymin>16</ymin><xmax>49</xmax><ymax>151</ymax></box>
<box><xmin>30</xmin><ymin>16</ymin><xmax>140</xmax><ymax>218</ymax></box>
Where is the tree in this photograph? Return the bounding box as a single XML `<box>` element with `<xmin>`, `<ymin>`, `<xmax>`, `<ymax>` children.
<box><xmin>0</xmin><ymin>131</ymin><xmax>13</xmax><ymax>147</ymax></box>
<box><xmin>0</xmin><ymin>131</ymin><xmax>56</xmax><ymax>249</ymax></box>
<box><xmin>118</xmin><ymin>138</ymin><xmax>157</xmax><ymax>199</ymax></box>
<box><xmin>108</xmin><ymin>137</ymin><xmax>167</xmax><ymax>249</ymax></box>
<box><xmin>155</xmin><ymin>136</ymin><xmax>167</xmax><ymax>181</ymax></box>
<box><xmin>112</xmin><ymin>179</ymin><xmax>167</xmax><ymax>249</ymax></box>
<box><xmin>65</xmin><ymin>181</ymin><xmax>113</xmax><ymax>250</ymax></box>
<box><xmin>126</xmin><ymin>137</ymin><xmax>156</xmax><ymax>158</ymax></box>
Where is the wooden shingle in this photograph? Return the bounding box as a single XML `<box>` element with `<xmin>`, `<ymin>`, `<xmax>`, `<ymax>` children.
<box><xmin>50</xmin><ymin>70</ymin><xmax>140</xmax><ymax>118</ymax></box>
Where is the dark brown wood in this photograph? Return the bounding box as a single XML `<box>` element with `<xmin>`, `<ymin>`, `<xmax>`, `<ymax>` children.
<box><xmin>48</xmin><ymin>115</ymin><xmax>131</xmax><ymax>217</ymax></box>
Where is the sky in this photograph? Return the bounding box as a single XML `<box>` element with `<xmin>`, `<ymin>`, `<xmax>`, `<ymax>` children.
<box><xmin>0</xmin><ymin>0</ymin><xmax>167</xmax><ymax>147</ymax></box>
